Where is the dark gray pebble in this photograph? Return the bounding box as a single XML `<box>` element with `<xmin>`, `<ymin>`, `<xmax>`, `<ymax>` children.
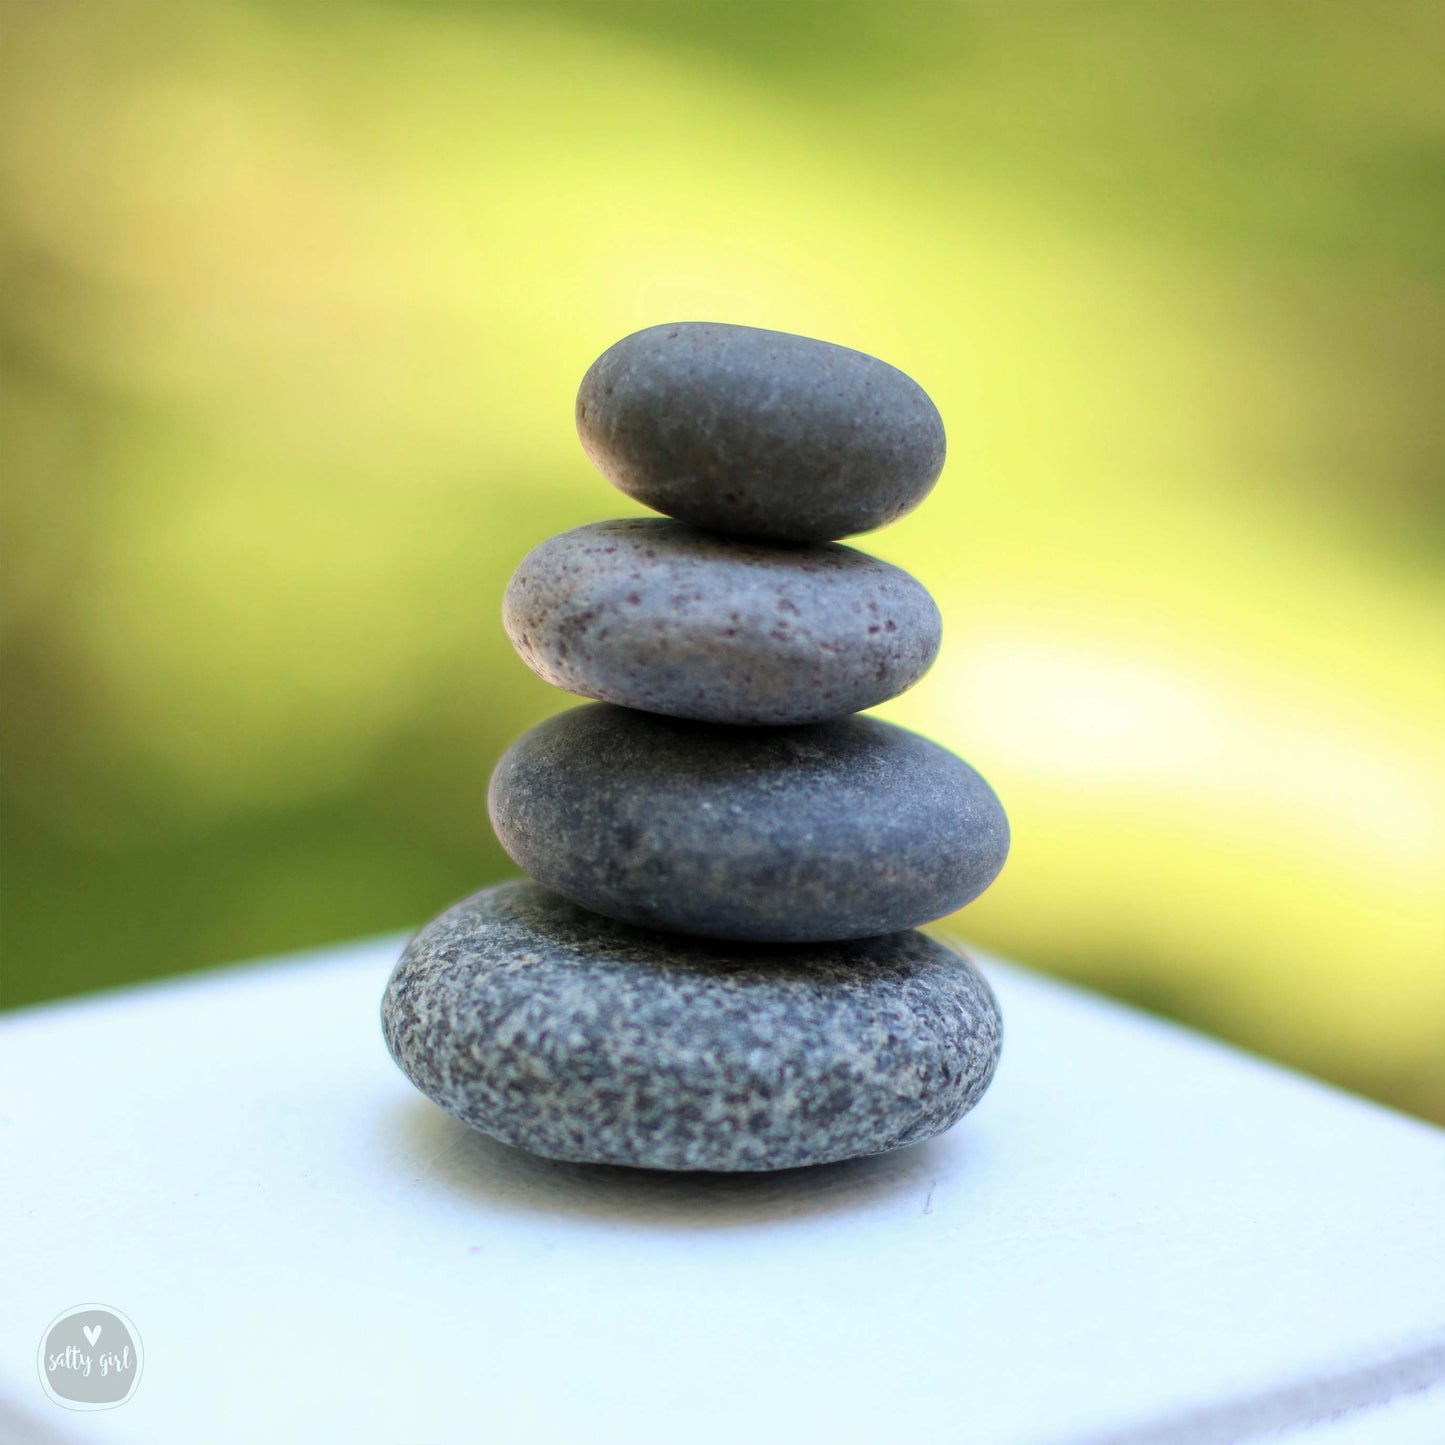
<box><xmin>381</xmin><ymin>879</ymin><xmax>1002</xmax><ymax>1171</ymax></box>
<box><xmin>488</xmin><ymin>704</ymin><xmax>1009</xmax><ymax>941</ymax></box>
<box><xmin>576</xmin><ymin>322</ymin><xmax>946</xmax><ymax>542</ymax></box>
<box><xmin>503</xmin><ymin>518</ymin><xmax>941</xmax><ymax>725</ymax></box>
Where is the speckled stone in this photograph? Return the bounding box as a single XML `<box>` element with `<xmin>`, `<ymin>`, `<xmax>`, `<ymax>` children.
<box><xmin>576</xmin><ymin>322</ymin><xmax>947</xmax><ymax>542</ymax></box>
<box><xmin>503</xmin><ymin>518</ymin><xmax>942</xmax><ymax>725</ymax></box>
<box><xmin>488</xmin><ymin>704</ymin><xmax>1009</xmax><ymax>942</ymax></box>
<box><xmin>381</xmin><ymin>879</ymin><xmax>1002</xmax><ymax>1171</ymax></box>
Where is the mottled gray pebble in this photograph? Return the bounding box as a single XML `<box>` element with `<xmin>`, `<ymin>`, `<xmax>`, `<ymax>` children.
<box><xmin>577</xmin><ymin>322</ymin><xmax>946</xmax><ymax>542</ymax></box>
<box><xmin>381</xmin><ymin>879</ymin><xmax>1002</xmax><ymax>1171</ymax></box>
<box><xmin>488</xmin><ymin>704</ymin><xmax>1009</xmax><ymax>941</ymax></box>
<box><xmin>503</xmin><ymin>518</ymin><xmax>941</xmax><ymax>725</ymax></box>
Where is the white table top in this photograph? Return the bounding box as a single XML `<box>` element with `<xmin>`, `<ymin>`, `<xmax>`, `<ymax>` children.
<box><xmin>2</xmin><ymin>933</ymin><xmax>1442</xmax><ymax>1445</ymax></box>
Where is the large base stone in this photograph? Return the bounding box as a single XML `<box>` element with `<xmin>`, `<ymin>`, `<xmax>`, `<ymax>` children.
<box><xmin>381</xmin><ymin>880</ymin><xmax>1002</xmax><ymax>1172</ymax></box>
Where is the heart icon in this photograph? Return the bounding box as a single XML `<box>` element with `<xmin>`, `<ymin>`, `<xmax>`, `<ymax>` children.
<box><xmin>82</xmin><ymin>1325</ymin><xmax>102</xmax><ymax>1346</ymax></box>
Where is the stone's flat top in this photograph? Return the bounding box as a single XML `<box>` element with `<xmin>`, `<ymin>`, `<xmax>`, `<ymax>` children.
<box><xmin>489</xmin><ymin>705</ymin><xmax>1010</xmax><ymax>941</ymax></box>
<box><xmin>577</xmin><ymin>321</ymin><xmax>946</xmax><ymax>542</ymax></box>
<box><xmin>383</xmin><ymin>881</ymin><xmax>1001</xmax><ymax>1171</ymax></box>
<box><xmin>2</xmin><ymin>937</ymin><xmax>1443</xmax><ymax>1444</ymax></box>
<box><xmin>503</xmin><ymin>518</ymin><xmax>942</xmax><ymax>725</ymax></box>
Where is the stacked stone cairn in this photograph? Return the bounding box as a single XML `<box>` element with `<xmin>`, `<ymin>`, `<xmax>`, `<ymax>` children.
<box><xmin>382</xmin><ymin>323</ymin><xmax>1010</xmax><ymax>1172</ymax></box>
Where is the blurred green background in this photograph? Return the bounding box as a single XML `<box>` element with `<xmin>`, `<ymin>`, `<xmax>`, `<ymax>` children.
<box><xmin>3</xmin><ymin>1</ymin><xmax>1441</xmax><ymax>1120</ymax></box>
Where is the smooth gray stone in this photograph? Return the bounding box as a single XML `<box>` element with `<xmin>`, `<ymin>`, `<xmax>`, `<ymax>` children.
<box><xmin>576</xmin><ymin>322</ymin><xmax>946</xmax><ymax>542</ymax></box>
<box><xmin>503</xmin><ymin>518</ymin><xmax>942</xmax><ymax>725</ymax></box>
<box><xmin>488</xmin><ymin>705</ymin><xmax>1009</xmax><ymax>942</ymax></box>
<box><xmin>381</xmin><ymin>879</ymin><xmax>1002</xmax><ymax>1172</ymax></box>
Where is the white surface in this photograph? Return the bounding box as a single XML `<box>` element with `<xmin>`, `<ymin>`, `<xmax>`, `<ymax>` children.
<box><xmin>1</xmin><ymin>934</ymin><xmax>1442</xmax><ymax>1445</ymax></box>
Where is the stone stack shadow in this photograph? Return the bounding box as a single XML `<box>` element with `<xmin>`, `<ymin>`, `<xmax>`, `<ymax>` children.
<box><xmin>382</xmin><ymin>322</ymin><xmax>1010</xmax><ymax>1172</ymax></box>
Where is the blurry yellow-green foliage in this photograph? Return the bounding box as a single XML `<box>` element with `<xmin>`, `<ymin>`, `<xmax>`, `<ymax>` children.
<box><xmin>3</xmin><ymin>1</ymin><xmax>1441</xmax><ymax>1118</ymax></box>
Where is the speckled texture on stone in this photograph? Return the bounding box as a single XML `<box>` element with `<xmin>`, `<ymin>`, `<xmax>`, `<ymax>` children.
<box><xmin>576</xmin><ymin>322</ymin><xmax>946</xmax><ymax>542</ymax></box>
<box><xmin>381</xmin><ymin>879</ymin><xmax>1003</xmax><ymax>1171</ymax></box>
<box><xmin>503</xmin><ymin>518</ymin><xmax>942</xmax><ymax>725</ymax></box>
<box><xmin>488</xmin><ymin>704</ymin><xmax>1010</xmax><ymax>942</ymax></box>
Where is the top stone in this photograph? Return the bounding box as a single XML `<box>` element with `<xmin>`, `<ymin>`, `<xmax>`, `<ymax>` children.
<box><xmin>576</xmin><ymin>322</ymin><xmax>946</xmax><ymax>542</ymax></box>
